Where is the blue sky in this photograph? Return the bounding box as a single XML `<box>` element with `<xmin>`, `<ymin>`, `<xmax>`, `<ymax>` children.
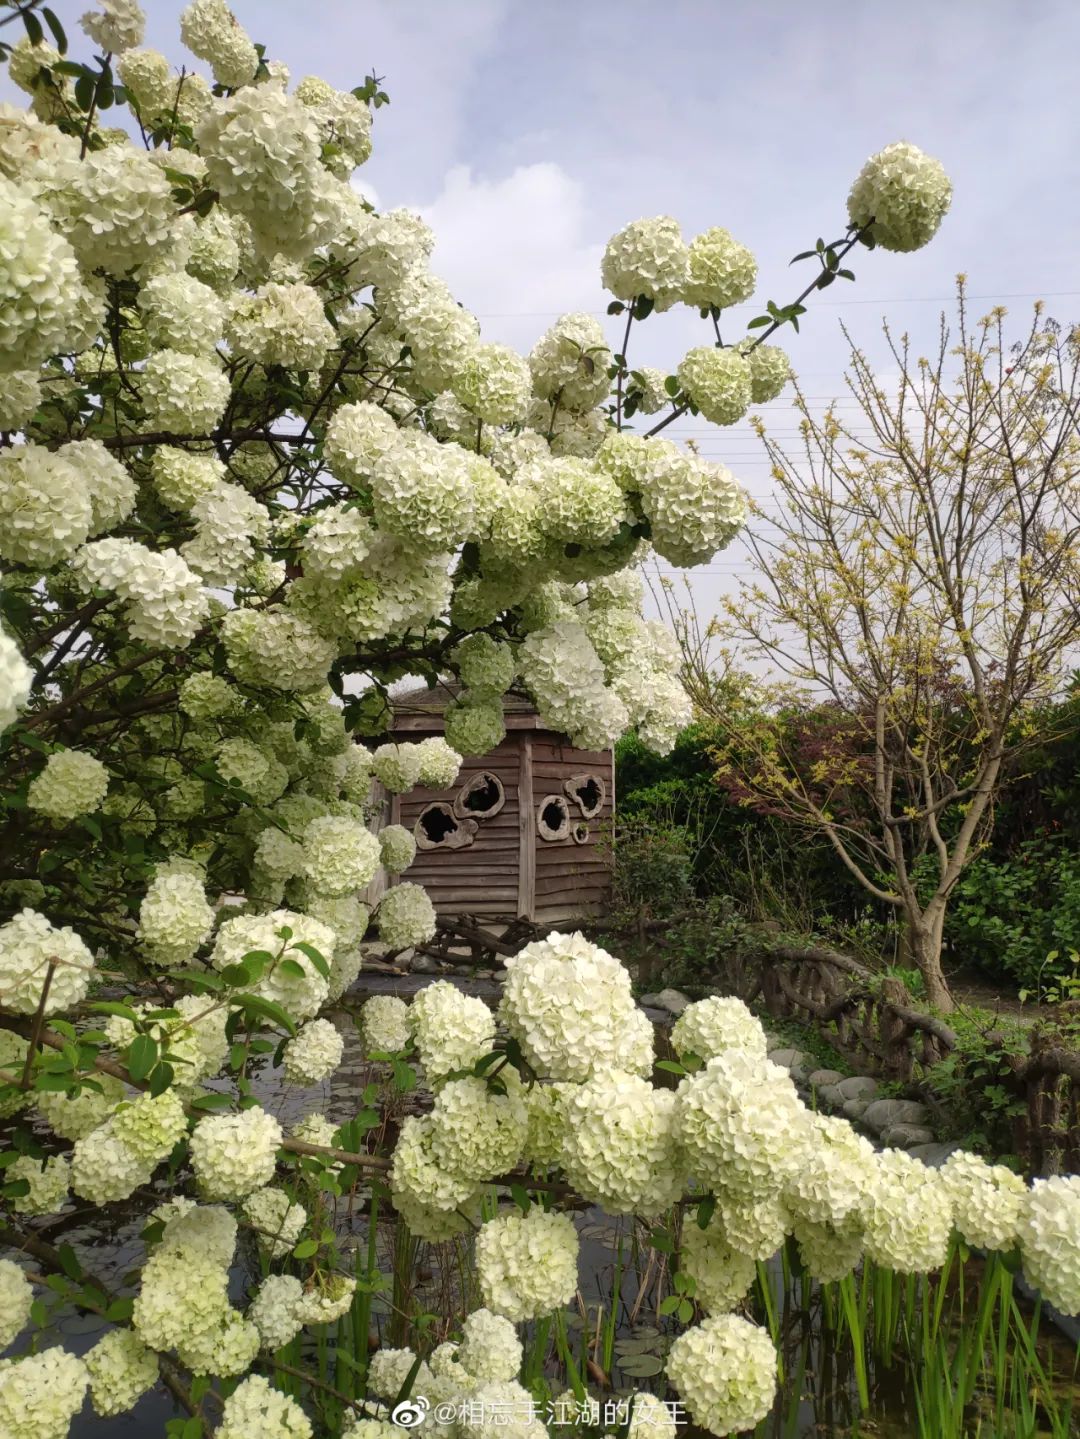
<box><xmin>18</xmin><ymin>2</ymin><xmax>1080</xmax><ymax>618</ymax></box>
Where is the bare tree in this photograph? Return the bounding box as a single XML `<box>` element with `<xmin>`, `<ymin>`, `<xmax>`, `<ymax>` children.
<box><xmin>668</xmin><ymin>283</ymin><xmax>1080</xmax><ymax>1010</ymax></box>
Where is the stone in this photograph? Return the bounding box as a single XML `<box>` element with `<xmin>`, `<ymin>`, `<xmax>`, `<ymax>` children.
<box><xmin>861</xmin><ymin>1098</ymin><xmax>930</xmax><ymax>1132</ymax></box>
<box><xmin>409</xmin><ymin>951</ymin><xmax>441</xmax><ymax>975</ymax></box>
<box><xmin>767</xmin><ymin>1048</ymin><xmax>808</xmax><ymax>1073</ymax></box>
<box><xmin>907</xmin><ymin>1141</ymin><xmax>963</xmax><ymax>1168</ymax></box>
<box><xmin>836</xmin><ymin>1075</ymin><xmax>880</xmax><ymax>1103</ymax></box>
<box><xmin>842</xmin><ymin>1098</ymin><xmax>870</xmax><ymax>1121</ymax></box>
<box><xmin>881</xmin><ymin>1123</ymin><xmax>936</xmax><ymax>1148</ymax></box>
<box><xmin>650</xmin><ymin>988</ymin><xmax>691</xmax><ymax>1017</ymax></box>
<box><xmin>808</xmin><ymin>1069</ymin><xmax>845</xmax><ymax>1088</ymax></box>
<box><xmin>815</xmin><ymin>1083</ymin><xmax>845</xmax><ymax>1110</ymax></box>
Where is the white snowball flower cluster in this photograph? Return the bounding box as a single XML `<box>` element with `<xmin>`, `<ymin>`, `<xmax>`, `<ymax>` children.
<box><xmin>1019</xmin><ymin>1175</ymin><xmax>1080</xmax><ymax>1315</ymax></box>
<box><xmin>0</xmin><ymin>908</ymin><xmax>95</xmax><ymax>1016</ymax></box>
<box><xmin>379</xmin><ymin>823</ymin><xmax>417</xmax><ymax>874</ymax></box>
<box><xmin>227</xmin><ymin>282</ymin><xmax>335</xmax><ymax>371</ymax></box>
<box><xmin>26</xmin><ymin>747</ymin><xmax>108</xmax><ymax>819</ymax></box>
<box><xmin>35</xmin><ymin>1073</ymin><xmax>124</xmax><ymax>1141</ymax></box>
<box><xmin>499</xmin><ymin>931</ymin><xmax>639</xmax><ymax>1082</ymax></box>
<box><xmin>215</xmin><ymin>1375</ymin><xmax>313</xmax><ymax>1439</ymax></box>
<box><xmin>189</xmin><ymin>1106</ymin><xmax>283</xmax><ymax>1200</ymax></box>
<box><xmin>559</xmin><ymin>1070</ymin><xmax>684</xmax><ymax>1216</ymax></box>
<box><xmin>0</xmin><ymin>175</ymin><xmax>100</xmax><ymax>373</ymax></box>
<box><xmin>185</xmin><ymin>482</ymin><xmax>270</xmax><ymax>587</ymax></box>
<box><xmin>0</xmin><ymin>444</ymin><xmax>92</xmax><ymax>567</ymax></box>
<box><xmin>371</xmin><ymin>432</ymin><xmax>475</xmax><ymax>550</ymax></box>
<box><xmin>376</xmin><ymin>882</ymin><xmax>437</xmax><ymax>949</ymax></box>
<box><xmin>458</xmin><ymin>1309</ymin><xmax>523</xmax><ymax>1383</ymax></box>
<box><xmin>211</xmin><ymin>908</ymin><xmax>336</xmax><ymax>1021</ymax></box>
<box><xmin>670</xmin><ymin>996</ymin><xmax>768</xmax><ymax>1063</ymax></box>
<box><xmin>679</xmin><ymin>1212</ymin><xmax>758</xmax><ymax>1315</ymax></box>
<box><xmin>0</xmin><ymin>369</ymin><xmax>41</xmax><ymax>430</ymax></box>
<box><xmin>73</xmin><ymin>538</ymin><xmax>210</xmax><ymax>648</ymax></box>
<box><xmin>742</xmin><ymin>341</ymin><xmax>791</xmax><ymax>403</ymax></box>
<box><xmin>151</xmin><ymin>446</ymin><xmax>224</xmax><ymax>511</ymax></box>
<box><xmin>0</xmin><ymin>626</ymin><xmax>32</xmax><ymax>736</ymax></box>
<box><xmin>216</xmin><ymin>736</ymin><xmax>287</xmax><ymax>803</ymax></box>
<box><xmin>451</xmin><ymin>634</ymin><xmax>516</xmax><ymax>699</ymax></box>
<box><xmin>939</xmin><ymin>1150</ymin><xmax>1027</xmax><ymax>1252</ymax></box>
<box><xmin>249</xmin><ymin>1274</ymin><xmax>305</xmax><ymax>1352</ymax></box>
<box><xmin>6</xmin><ymin>1153</ymin><xmax>69</xmax><ymax>1216</ymax></box>
<box><xmin>389</xmin><ymin>1114</ymin><xmax>483</xmax><ymax>1242</ymax></box>
<box><xmin>323</xmin><ymin>400</ymin><xmax>400</xmax><ymax>485</ymax></box>
<box><xmin>133</xmin><ymin>1237</ymin><xmax>231</xmax><ymax>1353</ymax></box>
<box><xmin>295</xmin><ymin>75</ymin><xmax>373</xmax><ymax>172</ymax></box>
<box><xmin>138</xmin><ymin>270</ymin><xmax>223</xmax><ymax>355</ymax></box>
<box><xmin>359</xmin><ymin>994</ymin><xmax>412</xmax><ymax>1054</ymax></box>
<box><xmin>861</xmin><ymin>1148</ymin><xmax>953</xmax><ymax>1274</ymax></box>
<box><xmin>683</xmin><ymin>227</ymin><xmax>758</xmax><ymax>311</ymax></box>
<box><xmin>428</xmin><ymin>1075</ymin><xmax>528</xmax><ymax>1181</ymax></box>
<box><xmin>302</xmin><ymin>505</ymin><xmax>374</xmax><ymax>584</ymax></box>
<box><xmin>847</xmin><ymin>141</ymin><xmax>952</xmax><ymax>252</ymax></box>
<box><xmin>294</xmin><ymin>1273</ymin><xmax>356</xmax><ymax>1324</ymax></box>
<box><xmin>783</xmin><ymin>1113</ymin><xmax>877</xmax><ymax>1229</ymax></box>
<box><xmin>80</xmin><ymin>0</ymin><xmax>146</xmax><ymax>55</ymax></box>
<box><xmin>57</xmin><ymin>145</ymin><xmax>177</xmax><ymax>275</ymax></box>
<box><xmin>303</xmin><ymin>814</ymin><xmax>381</xmax><ymax>895</ymax></box>
<box><xmin>0</xmin><ymin>1348</ymin><xmax>89</xmax><ymax>1439</ymax></box>
<box><xmin>180</xmin><ymin>0</ymin><xmax>259</xmax><ymax>88</ymax></box>
<box><xmin>410</xmin><ymin>980</ymin><xmax>496</xmax><ymax>1085</ymax></box>
<box><xmin>84</xmin><ymin>1329</ymin><xmax>158</xmax><ymax>1418</ymax></box>
<box><xmin>476</xmin><ymin>1207</ymin><xmax>579</xmax><ymax>1322</ymax></box>
<box><xmin>529</xmin><ymin>313</ymin><xmax>612</xmax><ymax>411</ymax></box>
<box><xmin>666</xmin><ymin>1315</ymin><xmax>777</xmax><ymax>1437</ymax></box>
<box><xmin>222</xmin><ymin>607</ymin><xmax>337</xmax><ymax>692</ymax></box>
<box><xmin>675</xmin><ymin>1049</ymin><xmax>811</xmax><ymax>1194</ymax></box>
<box><xmin>518</xmin><ymin>620</ymin><xmax>627</xmax><ymax>751</ymax></box>
<box><xmin>282</xmin><ymin>1018</ymin><xmax>344</xmax><ymax>1085</ymax></box>
<box><xmin>371</xmin><ymin>741</ymin><xmax>423</xmax><ymax>793</ymax></box>
<box><xmin>137</xmin><ymin>868</ymin><xmax>214</xmax><ymax>965</ymax></box>
<box><xmin>452</xmin><ymin>342</ymin><xmax>532</xmax><ymax>425</ymax></box>
<box><xmin>243</xmin><ymin>1186</ymin><xmax>308</xmax><ymax>1260</ymax></box>
<box><xmin>601</xmin><ymin>215</ymin><xmax>688</xmax><ymax>310</ymax></box>
<box><xmin>677</xmin><ymin>346</ymin><xmax>753</xmax><ymax>426</ymax></box>
<box><xmin>0</xmin><ymin>1260</ymin><xmax>33</xmax><ymax>1350</ymax></box>
<box><xmin>444</xmin><ymin>696</ymin><xmax>506</xmax><ymax>756</ymax></box>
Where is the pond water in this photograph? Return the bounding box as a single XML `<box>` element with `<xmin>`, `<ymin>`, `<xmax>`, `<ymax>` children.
<box><xmin>10</xmin><ymin>972</ymin><xmax>1080</xmax><ymax>1439</ymax></box>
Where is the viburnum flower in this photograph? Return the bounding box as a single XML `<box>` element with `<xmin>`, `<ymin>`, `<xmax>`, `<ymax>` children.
<box><xmin>389</xmin><ymin>1114</ymin><xmax>484</xmax><ymax>1243</ymax></box>
<box><xmin>0</xmin><ymin>1260</ymin><xmax>33</xmax><ymax>1350</ymax></box>
<box><xmin>1019</xmin><ymin>1174</ymin><xmax>1080</xmax><ymax>1314</ymax></box>
<box><xmin>444</xmin><ymin>695</ymin><xmax>506</xmax><ymax>757</ymax></box>
<box><xmin>559</xmin><ymin>1071</ymin><xmax>685</xmax><ymax>1216</ymax></box>
<box><xmin>682</xmin><ymin>227</ymin><xmax>758</xmax><ymax>311</ymax></box>
<box><xmin>677</xmin><ymin>346</ymin><xmax>753</xmax><ymax>426</ymax></box>
<box><xmin>379</xmin><ymin>823</ymin><xmax>417</xmax><ymax>875</ymax></box>
<box><xmin>861</xmin><ymin>1148</ymin><xmax>953</xmax><ymax>1274</ymax></box>
<box><xmin>282</xmin><ymin>1018</ymin><xmax>344</xmax><ymax>1086</ymax></box>
<box><xmin>249</xmin><ymin>1274</ymin><xmax>305</xmax><ymax>1352</ymax></box>
<box><xmin>451</xmin><ymin>634</ymin><xmax>516</xmax><ymax>699</ymax></box>
<box><xmin>243</xmin><ymin>1186</ymin><xmax>308</xmax><ymax>1261</ymax></box>
<box><xmin>6</xmin><ymin>1152</ymin><xmax>69</xmax><ymax>1217</ymax></box>
<box><xmin>180</xmin><ymin>0</ymin><xmax>258</xmax><ymax>88</ymax></box>
<box><xmin>189</xmin><ymin>1106</ymin><xmax>283</xmax><ymax>1200</ymax></box>
<box><xmin>80</xmin><ymin>0</ymin><xmax>146</xmax><ymax>55</ymax></box>
<box><xmin>0</xmin><ymin>626</ymin><xmax>32</xmax><ymax>737</ymax></box>
<box><xmin>847</xmin><ymin>141</ymin><xmax>952</xmax><ymax>252</ymax></box>
<box><xmin>210</xmin><ymin>908</ymin><xmax>336</xmax><ymax>1022</ymax></box>
<box><xmin>679</xmin><ymin>1210</ymin><xmax>758</xmax><ymax>1315</ymax></box>
<box><xmin>529</xmin><ymin>313</ymin><xmax>612</xmax><ymax>412</ymax></box>
<box><xmin>601</xmin><ymin>215</ymin><xmax>689</xmax><ymax>310</ymax></box>
<box><xmin>226</xmin><ymin>282</ymin><xmax>335</xmax><ymax>371</ymax></box>
<box><xmin>138</xmin><ymin>271</ymin><xmax>223</xmax><ymax>356</ymax></box>
<box><xmin>367</xmin><ymin>1347</ymin><xmax>435</xmax><ymax>1401</ymax></box>
<box><xmin>666</xmin><ymin>1315</ymin><xmax>777</xmax><ymax>1437</ymax></box>
<box><xmin>303</xmin><ymin>814</ymin><xmax>381</xmax><ymax>895</ymax></box>
<box><xmin>137</xmin><ymin>869</ymin><xmax>214</xmax><ymax>966</ymax></box>
<box><xmin>376</xmin><ymin>882</ymin><xmax>437</xmax><ymax>949</ymax></box>
<box><xmin>0</xmin><ymin>1348</ymin><xmax>89</xmax><ymax>1439</ymax></box>
<box><xmin>476</xmin><ymin>1208</ymin><xmax>579</xmax><ymax>1322</ymax></box>
<box><xmin>215</xmin><ymin>1375</ymin><xmax>313</xmax><ymax>1439</ymax></box>
<box><xmin>294</xmin><ymin>1273</ymin><xmax>356</xmax><ymax>1324</ymax></box>
<box><xmin>359</xmin><ymin>994</ymin><xmax>412</xmax><ymax>1055</ymax></box>
<box><xmin>371</xmin><ymin>741</ymin><xmax>423</xmax><ymax>793</ymax></box>
<box><xmin>458</xmin><ymin>1308</ymin><xmax>522</xmax><ymax>1383</ymax></box>
<box><xmin>0</xmin><ymin>444</ymin><xmax>92</xmax><ymax>567</ymax></box>
<box><xmin>410</xmin><ymin>981</ymin><xmax>496</xmax><ymax>1085</ymax></box>
<box><xmin>84</xmin><ymin>1329</ymin><xmax>158</xmax><ymax>1418</ymax></box>
<box><xmin>452</xmin><ymin>342</ymin><xmax>532</xmax><ymax>425</ymax></box>
<box><xmin>670</xmin><ymin>996</ymin><xmax>768</xmax><ymax>1064</ymax></box>
<box><xmin>27</xmin><ymin>748</ymin><xmax>109</xmax><ymax>820</ymax></box>
<box><xmin>940</xmin><ymin>1150</ymin><xmax>1027</xmax><ymax>1252</ymax></box>
<box><xmin>792</xmin><ymin>1214</ymin><xmax>865</xmax><ymax>1285</ymax></box>
<box><xmin>428</xmin><ymin>1075</ymin><xmax>528</xmax><ymax>1181</ymax></box>
<box><xmin>0</xmin><ymin>908</ymin><xmax>95</xmax><ymax>1016</ymax></box>
<box><xmin>177</xmin><ymin>1308</ymin><xmax>261</xmax><ymax>1379</ymax></box>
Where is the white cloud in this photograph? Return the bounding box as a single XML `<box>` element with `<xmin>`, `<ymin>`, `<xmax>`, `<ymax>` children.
<box><xmin>418</xmin><ymin>162</ymin><xmax>604</xmax><ymax>354</ymax></box>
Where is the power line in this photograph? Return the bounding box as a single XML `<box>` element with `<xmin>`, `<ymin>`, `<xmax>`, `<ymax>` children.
<box><xmin>474</xmin><ymin>289</ymin><xmax>1080</xmax><ymax>320</ymax></box>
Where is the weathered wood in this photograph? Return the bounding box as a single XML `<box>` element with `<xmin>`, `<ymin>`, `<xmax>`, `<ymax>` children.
<box><xmin>518</xmin><ymin>734</ymin><xmax>535</xmax><ymax>919</ymax></box>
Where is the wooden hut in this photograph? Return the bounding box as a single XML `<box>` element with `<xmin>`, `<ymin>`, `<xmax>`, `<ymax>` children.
<box><xmin>386</xmin><ymin>685</ymin><xmax>614</xmax><ymax>926</ymax></box>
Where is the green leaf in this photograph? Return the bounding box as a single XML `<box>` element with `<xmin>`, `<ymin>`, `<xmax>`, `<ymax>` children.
<box><xmin>74</xmin><ymin>72</ymin><xmax>94</xmax><ymax>111</ymax></box>
<box><xmin>277</xmin><ymin>957</ymin><xmax>307</xmax><ymax>981</ymax></box>
<box><xmin>128</xmin><ymin>1034</ymin><xmax>158</xmax><ymax>1082</ymax></box>
<box><xmin>696</xmin><ymin>1195</ymin><xmax>716</xmax><ymax>1231</ymax></box>
<box><xmin>292</xmin><ymin>1238</ymin><xmax>318</xmax><ymax>1259</ymax></box>
<box><xmin>106</xmin><ymin>1297</ymin><xmax>134</xmax><ymax>1322</ymax></box>
<box><xmin>291</xmin><ymin>941</ymin><xmax>329</xmax><ymax>979</ymax></box>
<box><xmin>42</xmin><ymin>8</ymin><xmax>68</xmax><ymax>53</ymax></box>
<box><xmin>189</xmin><ymin>1091</ymin><xmax>233</xmax><ymax>1111</ymax></box>
<box><xmin>30</xmin><ymin>1298</ymin><xmax>48</xmax><ymax>1328</ymax></box>
<box><xmin>21</xmin><ymin>9</ymin><xmax>44</xmax><ymax>45</ymax></box>
<box><xmin>233</xmin><ymin>992</ymin><xmax>296</xmax><ymax>1036</ymax></box>
<box><xmin>606</xmin><ymin>301</ymin><xmax>625</xmax><ymax>316</ymax></box>
<box><xmin>631</xmin><ymin>295</ymin><xmax>654</xmax><ymax>321</ymax></box>
<box><xmin>148</xmin><ymin>1060</ymin><xmax>174</xmax><ymax>1097</ymax></box>
<box><xmin>746</xmin><ymin>315</ymin><xmax>771</xmax><ymax>330</ymax></box>
<box><xmin>649</xmin><ymin>1227</ymin><xmax>674</xmax><ymax>1255</ymax></box>
<box><xmin>58</xmin><ymin>1244</ymin><xmax>82</xmax><ymax>1281</ymax></box>
<box><xmin>510</xmin><ymin>1184</ymin><xmax>531</xmax><ymax>1215</ymax></box>
<box><xmin>654</xmin><ymin>1059</ymin><xmax>686</xmax><ymax>1076</ymax></box>
<box><xmin>87</xmin><ymin>1001</ymin><xmax>140</xmax><ymax>1022</ymax></box>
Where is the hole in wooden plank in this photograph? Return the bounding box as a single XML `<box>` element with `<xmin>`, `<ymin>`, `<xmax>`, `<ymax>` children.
<box><xmin>563</xmin><ymin>772</ymin><xmax>606</xmax><ymax>818</ymax></box>
<box><xmin>572</xmin><ymin>822</ymin><xmax>590</xmax><ymax>845</ymax></box>
<box><xmin>453</xmin><ymin>771</ymin><xmax>505</xmax><ymax>819</ymax></box>
<box><xmin>537</xmin><ymin>795</ymin><xmax>571</xmax><ymax>841</ymax></box>
<box><xmin>415</xmin><ymin>802</ymin><xmax>477</xmax><ymax>850</ymax></box>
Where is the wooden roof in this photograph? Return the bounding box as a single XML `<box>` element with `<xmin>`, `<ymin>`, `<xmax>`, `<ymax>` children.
<box><xmin>390</xmin><ymin>681</ymin><xmax>549</xmax><ymax>733</ymax></box>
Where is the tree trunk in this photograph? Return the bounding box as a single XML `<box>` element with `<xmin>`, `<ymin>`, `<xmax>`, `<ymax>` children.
<box><xmin>908</xmin><ymin>907</ymin><xmax>953</xmax><ymax>1013</ymax></box>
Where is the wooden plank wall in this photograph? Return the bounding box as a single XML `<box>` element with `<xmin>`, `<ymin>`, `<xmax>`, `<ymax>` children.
<box><xmin>391</xmin><ymin>736</ymin><xmax>523</xmax><ymax>920</ymax></box>
<box><xmin>531</xmin><ymin>736</ymin><xmax>614</xmax><ymax>926</ymax></box>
